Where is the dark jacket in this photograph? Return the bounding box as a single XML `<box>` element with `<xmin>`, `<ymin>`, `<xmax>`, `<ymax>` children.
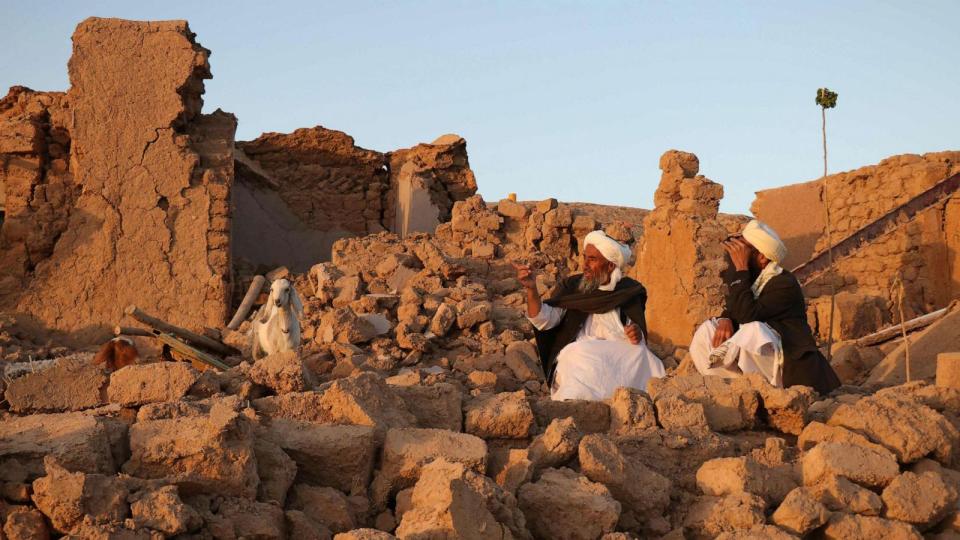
<box><xmin>721</xmin><ymin>267</ymin><xmax>841</xmax><ymax>395</ymax></box>
<box><xmin>533</xmin><ymin>274</ymin><xmax>648</xmax><ymax>382</ymax></box>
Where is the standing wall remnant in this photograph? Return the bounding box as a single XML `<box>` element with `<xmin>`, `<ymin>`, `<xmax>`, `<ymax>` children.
<box><xmin>632</xmin><ymin>150</ymin><xmax>727</xmax><ymax>354</ymax></box>
<box><xmin>0</xmin><ymin>87</ymin><xmax>76</xmax><ymax>299</ymax></box>
<box><xmin>753</xmin><ymin>151</ymin><xmax>960</xmax><ymax>338</ymax></box>
<box><xmin>388</xmin><ymin>134</ymin><xmax>478</xmax><ymax>237</ymax></box>
<box><xmin>233</xmin><ymin>129</ymin><xmax>477</xmax><ymax>271</ymax></box>
<box><xmin>6</xmin><ymin>17</ymin><xmax>236</xmax><ymax>345</ymax></box>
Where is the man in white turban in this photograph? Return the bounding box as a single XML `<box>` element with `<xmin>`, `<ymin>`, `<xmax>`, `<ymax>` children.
<box><xmin>690</xmin><ymin>220</ymin><xmax>841</xmax><ymax>394</ymax></box>
<box><xmin>514</xmin><ymin>230</ymin><xmax>665</xmax><ymax>400</ymax></box>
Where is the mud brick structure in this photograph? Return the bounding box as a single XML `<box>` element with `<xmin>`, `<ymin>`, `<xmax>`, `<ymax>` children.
<box><xmin>753</xmin><ymin>151</ymin><xmax>960</xmax><ymax>340</ymax></box>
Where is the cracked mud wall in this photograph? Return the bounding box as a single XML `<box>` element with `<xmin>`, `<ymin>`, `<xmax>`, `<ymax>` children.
<box><xmin>7</xmin><ymin>18</ymin><xmax>235</xmax><ymax>345</ymax></box>
<box><xmin>631</xmin><ymin>150</ymin><xmax>728</xmax><ymax>354</ymax></box>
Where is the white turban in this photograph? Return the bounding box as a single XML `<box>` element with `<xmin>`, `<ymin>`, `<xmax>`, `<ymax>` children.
<box><xmin>584</xmin><ymin>230</ymin><xmax>632</xmax><ymax>270</ymax></box>
<box><xmin>742</xmin><ymin>219</ymin><xmax>787</xmax><ymax>264</ymax></box>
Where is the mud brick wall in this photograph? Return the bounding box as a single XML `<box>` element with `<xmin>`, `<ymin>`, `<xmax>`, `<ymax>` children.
<box><xmin>4</xmin><ymin>18</ymin><xmax>236</xmax><ymax>345</ymax></box>
<box><xmin>0</xmin><ymin>88</ymin><xmax>77</xmax><ymax>300</ymax></box>
<box><xmin>755</xmin><ymin>152</ymin><xmax>960</xmax><ymax>334</ymax></box>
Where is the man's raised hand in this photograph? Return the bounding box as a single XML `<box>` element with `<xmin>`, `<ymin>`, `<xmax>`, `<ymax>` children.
<box><xmin>512</xmin><ymin>262</ymin><xmax>536</xmax><ymax>290</ymax></box>
<box><xmin>722</xmin><ymin>237</ymin><xmax>751</xmax><ymax>272</ymax></box>
<box><xmin>625</xmin><ymin>323</ymin><xmax>643</xmax><ymax>345</ymax></box>
<box><xmin>713</xmin><ymin>318</ymin><xmax>734</xmax><ymax>348</ymax></box>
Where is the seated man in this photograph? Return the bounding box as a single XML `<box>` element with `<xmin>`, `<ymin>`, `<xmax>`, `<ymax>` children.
<box><xmin>690</xmin><ymin>220</ymin><xmax>841</xmax><ymax>395</ymax></box>
<box><xmin>515</xmin><ymin>230</ymin><xmax>665</xmax><ymax>400</ymax></box>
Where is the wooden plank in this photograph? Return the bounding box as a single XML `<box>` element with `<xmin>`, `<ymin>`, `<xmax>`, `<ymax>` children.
<box><xmin>155</xmin><ymin>332</ymin><xmax>231</xmax><ymax>371</ymax></box>
<box><xmin>856</xmin><ymin>307</ymin><xmax>950</xmax><ymax>347</ymax></box>
<box><xmin>124</xmin><ymin>305</ymin><xmax>238</xmax><ymax>357</ymax></box>
<box><xmin>227</xmin><ymin>275</ymin><xmax>266</xmax><ymax>330</ymax></box>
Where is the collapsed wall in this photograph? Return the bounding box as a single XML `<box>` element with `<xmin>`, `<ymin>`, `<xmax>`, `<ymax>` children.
<box><xmin>233</xmin><ymin>129</ymin><xmax>477</xmax><ymax>272</ymax></box>
<box><xmin>0</xmin><ymin>18</ymin><xmax>236</xmax><ymax>345</ymax></box>
<box><xmin>753</xmin><ymin>151</ymin><xmax>960</xmax><ymax>340</ymax></box>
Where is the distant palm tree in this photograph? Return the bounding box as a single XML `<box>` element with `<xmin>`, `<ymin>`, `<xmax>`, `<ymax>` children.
<box><xmin>816</xmin><ymin>87</ymin><xmax>838</xmax><ymax>360</ymax></box>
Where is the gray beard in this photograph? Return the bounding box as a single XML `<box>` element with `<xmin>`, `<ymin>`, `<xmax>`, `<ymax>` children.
<box><xmin>578</xmin><ymin>273</ymin><xmax>607</xmax><ymax>293</ymax></box>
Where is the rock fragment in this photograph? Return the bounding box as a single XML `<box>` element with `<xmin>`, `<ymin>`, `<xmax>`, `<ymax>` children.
<box><xmin>801</xmin><ymin>441</ymin><xmax>900</xmax><ymax>489</ymax></box>
<box><xmin>771</xmin><ymin>487</ymin><xmax>830</xmax><ymax>536</ymax></box>
<box><xmin>106</xmin><ymin>362</ymin><xmax>200</xmax><ymax>406</ymax></box>
<box><xmin>248</xmin><ymin>351</ymin><xmax>316</xmax><ymax>394</ymax></box>
<box><xmin>130</xmin><ymin>485</ymin><xmax>203</xmax><ymax>536</ymax></box>
<box><xmin>464</xmin><ymin>391</ymin><xmax>535</xmax><ymax>439</ymax></box>
<box><xmin>882</xmin><ymin>470</ymin><xmax>959</xmax><ymax>530</ymax></box>
<box><xmin>517</xmin><ymin>468</ymin><xmax>620</xmax><ymax>540</ymax></box>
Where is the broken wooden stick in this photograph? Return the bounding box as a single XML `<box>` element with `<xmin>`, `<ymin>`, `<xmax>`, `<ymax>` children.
<box><xmin>856</xmin><ymin>306</ymin><xmax>949</xmax><ymax>348</ymax></box>
<box><xmin>227</xmin><ymin>275</ymin><xmax>266</xmax><ymax>330</ymax></box>
<box><xmin>155</xmin><ymin>332</ymin><xmax>231</xmax><ymax>371</ymax></box>
<box><xmin>113</xmin><ymin>325</ymin><xmax>154</xmax><ymax>338</ymax></box>
<box><xmin>124</xmin><ymin>305</ymin><xmax>237</xmax><ymax>357</ymax></box>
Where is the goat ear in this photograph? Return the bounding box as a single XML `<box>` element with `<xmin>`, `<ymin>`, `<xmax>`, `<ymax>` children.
<box><xmin>291</xmin><ymin>286</ymin><xmax>304</xmax><ymax>317</ymax></box>
<box><xmin>258</xmin><ymin>304</ymin><xmax>271</xmax><ymax>324</ymax></box>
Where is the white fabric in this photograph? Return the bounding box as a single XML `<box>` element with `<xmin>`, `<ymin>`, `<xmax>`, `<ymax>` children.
<box><xmin>551</xmin><ymin>338</ymin><xmax>666</xmax><ymax>401</ymax></box>
<box><xmin>742</xmin><ymin>219</ymin><xmax>787</xmax><ymax>264</ymax></box>
<box><xmin>584</xmin><ymin>230</ymin><xmax>631</xmax><ymax>269</ymax></box>
<box><xmin>529</xmin><ymin>292</ymin><xmax>665</xmax><ymax>401</ymax></box>
<box><xmin>751</xmin><ymin>262</ymin><xmax>783</xmax><ymax>298</ymax></box>
<box><xmin>690</xmin><ymin>318</ymin><xmax>784</xmax><ymax>387</ymax></box>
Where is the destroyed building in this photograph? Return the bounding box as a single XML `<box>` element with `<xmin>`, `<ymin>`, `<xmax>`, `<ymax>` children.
<box><xmin>0</xmin><ymin>18</ymin><xmax>476</xmax><ymax>347</ymax></box>
<box><xmin>1</xmin><ymin>15</ymin><xmax>960</xmax><ymax>540</ymax></box>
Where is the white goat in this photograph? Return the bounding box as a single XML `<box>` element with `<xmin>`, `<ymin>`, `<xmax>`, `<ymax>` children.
<box><xmin>250</xmin><ymin>278</ymin><xmax>303</xmax><ymax>360</ymax></box>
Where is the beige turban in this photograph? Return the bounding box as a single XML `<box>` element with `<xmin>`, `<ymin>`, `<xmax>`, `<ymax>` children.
<box><xmin>584</xmin><ymin>230</ymin><xmax>632</xmax><ymax>269</ymax></box>
<box><xmin>742</xmin><ymin>219</ymin><xmax>787</xmax><ymax>264</ymax></box>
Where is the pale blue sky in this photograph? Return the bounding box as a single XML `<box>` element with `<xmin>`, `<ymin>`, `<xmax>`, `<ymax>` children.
<box><xmin>2</xmin><ymin>1</ymin><xmax>957</xmax><ymax>213</ymax></box>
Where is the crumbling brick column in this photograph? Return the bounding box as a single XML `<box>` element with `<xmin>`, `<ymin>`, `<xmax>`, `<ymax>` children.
<box><xmin>631</xmin><ymin>150</ymin><xmax>727</xmax><ymax>354</ymax></box>
<box><xmin>13</xmin><ymin>18</ymin><xmax>235</xmax><ymax>345</ymax></box>
<box><xmin>0</xmin><ymin>88</ymin><xmax>76</xmax><ymax>300</ymax></box>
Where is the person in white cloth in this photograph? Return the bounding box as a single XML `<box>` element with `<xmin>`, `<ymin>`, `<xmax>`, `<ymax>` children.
<box><xmin>690</xmin><ymin>220</ymin><xmax>841</xmax><ymax>394</ymax></box>
<box><xmin>514</xmin><ymin>230</ymin><xmax>665</xmax><ymax>400</ymax></box>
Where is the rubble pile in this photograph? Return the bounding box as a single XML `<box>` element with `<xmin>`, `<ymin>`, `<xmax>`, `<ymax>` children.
<box><xmin>2</xmin><ymin>14</ymin><xmax>960</xmax><ymax>540</ymax></box>
<box><xmin>3</xmin><ymin>191</ymin><xmax>960</xmax><ymax>539</ymax></box>
<box><xmin>6</xmin><ymin>336</ymin><xmax>960</xmax><ymax>539</ymax></box>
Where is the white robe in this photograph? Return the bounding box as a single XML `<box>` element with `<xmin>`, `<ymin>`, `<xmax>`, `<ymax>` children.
<box><xmin>690</xmin><ymin>318</ymin><xmax>784</xmax><ymax>387</ymax></box>
<box><xmin>529</xmin><ymin>278</ymin><xmax>665</xmax><ymax>401</ymax></box>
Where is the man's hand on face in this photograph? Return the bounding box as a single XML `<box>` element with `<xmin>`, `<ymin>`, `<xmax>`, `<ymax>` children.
<box><xmin>512</xmin><ymin>262</ymin><xmax>536</xmax><ymax>291</ymax></box>
<box><xmin>722</xmin><ymin>237</ymin><xmax>752</xmax><ymax>272</ymax></box>
<box><xmin>713</xmin><ymin>318</ymin><xmax>734</xmax><ymax>348</ymax></box>
<box><xmin>625</xmin><ymin>323</ymin><xmax>643</xmax><ymax>345</ymax></box>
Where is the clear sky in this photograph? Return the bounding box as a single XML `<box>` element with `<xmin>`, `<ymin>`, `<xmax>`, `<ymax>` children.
<box><xmin>2</xmin><ymin>1</ymin><xmax>957</xmax><ymax>214</ymax></box>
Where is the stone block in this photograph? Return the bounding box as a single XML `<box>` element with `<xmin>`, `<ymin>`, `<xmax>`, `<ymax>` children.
<box><xmin>260</xmin><ymin>419</ymin><xmax>377</xmax><ymax>496</ymax></box>
<box><xmin>107</xmin><ymin>362</ymin><xmax>200</xmax><ymax>406</ymax></box>
<box><xmin>464</xmin><ymin>391</ymin><xmax>535</xmax><ymax>439</ymax></box>
<box><xmin>5</xmin><ymin>358</ymin><xmax>107</xmax><ymax>413</ymax></box>
<box><xmin>518</xmin><ymin>468</ymin><xmax>620</xmax><ymax>540</ymax></box>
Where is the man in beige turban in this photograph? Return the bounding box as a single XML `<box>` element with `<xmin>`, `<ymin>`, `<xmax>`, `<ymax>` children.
<box><xmin>514</xmin><ymin>230</ymin><xmax>665</xmax><ymax>400</ymax></box>
<box><xmin>690</xmin><ymin>220</ymin><xmax>841</xmax><ymax>394</ymax></box>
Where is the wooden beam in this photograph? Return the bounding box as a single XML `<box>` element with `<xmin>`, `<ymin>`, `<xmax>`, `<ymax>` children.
<box><xmin>124</xmin><ymin>305</ymin><xmax>238</xmax><ymax>357</ymax></box>
<box><xmin>155</xmin><ymin>332</ymin><xmax>231</xmax><ymax>371</ymax></box>
<box><xmin>113</xmin><ymin>325</ymin><xmax>154</xmax><ymax>337</ymax></box>
<box><xmin>227</xmin><ymin>275</ymin><xmax>266</xmax><ymax>330</ymax></box>
<box><xmin>856</xmin><ymin>307</ymin><xmax>950</xmax><ymax>347</ymax></box>
<box><xmin>794</xmin><ymin>172</ymin><xmax>960</xmax><ymax>284</ymax></box>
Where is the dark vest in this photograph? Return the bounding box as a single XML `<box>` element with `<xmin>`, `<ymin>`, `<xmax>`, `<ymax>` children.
<box><xmin>533</xmin><ymin>275</ymin><xmax>648</xmax><ymax>382</ymax></box>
